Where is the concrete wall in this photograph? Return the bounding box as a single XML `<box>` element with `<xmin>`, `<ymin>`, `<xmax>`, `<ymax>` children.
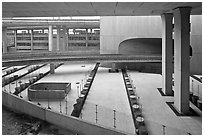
<box><xmin>100</xmin><ymin>16</ymin><xmax>162</xmax><ymax>54</ymax></box>
<box><xmin>45</xmin><ymin>109</ymin><xmax>126</xmax><ymax>135</ymax></box>
<box><xmin>2</xmin><ymin>91</ymin><xmax>126</xmax><ymax>135</ymax></box>
<box><xmin>3</xmin><ymin>91</ymin><xmax>46</xmax><ymax>120</ymax></box>
<box><xmin>190</xmin><ymin>15</ymin><xmax>202</xmax><ymax>74</ymax></box>
<box><xmin>100</xmin><ymin>16</ymin><xmax>202</xmax><ymax>74</ymax></box>
<box><xmin>119</xmin><ymin>38</ymin><xmax>162</xmax><ymax>55</ymax></box>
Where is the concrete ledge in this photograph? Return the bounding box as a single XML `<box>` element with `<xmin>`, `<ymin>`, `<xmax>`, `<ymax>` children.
<box><xmin>2</xmin><ymin>89</ymin><xmax>126</xmax><ymax>135</ymax></box>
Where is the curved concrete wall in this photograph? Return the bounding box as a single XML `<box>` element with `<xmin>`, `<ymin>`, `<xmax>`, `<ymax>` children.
<box><xmin>119</xmin><ymin>38</ymin><xmax>161</xmax><ymax>55</ymax></box>
<box><xmin>100</xmin><ymin>16</ymin><xmax>162</xmax><ymax>54</ymax></box>
<box><xmin>100</xmin><ymin>16</ymin><xmax>202</xmax><ymax>74</ymax></box>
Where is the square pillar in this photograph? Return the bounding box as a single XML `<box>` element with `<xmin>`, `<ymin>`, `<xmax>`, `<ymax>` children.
<box><xmin>173</xmin><ymin>7</ymin><xmax>191</xmax><ymax>114</ymax></box>
<box><xmin>50</xmin><ymin>63</ymin><xmax>55</xmax><ymax>74</ymax></box>
<box><xmin>56</xmin><ymin>26</ymin><xmax>60</xmax><ymax>51</ymax></box>
<box><xmin>48</xmin><ymin>25</ymin><xmax>53</xmax><ymax>51</ymax></box>
<box><xmin>31</xmin><ymin>29</ymin><xmax>33</xmax><ymax>51</ymax></box>
<box><xmin>14</xmin><ymin>29</ymin><xmax>17</xmax><ymax>51</ymax></box>
<box><xmin>62</xmin><ymin>26</ymin><xmax>66</xmax><ymax>51</ymax></box>
<box><xmin>86</xmin><ymin>28</ymin><xmax>88</xmax><ymax>47</ymax></box>
<box><xmin>67</xmin><ymin>28</ymin><xmax>69</xmax><ymax>49</ymax></box>
<box><xmin>2</xmin><ymin>27</ymin><xmax>8</xmax><ymax>53</ymax></box>
<box><xmin>161</xmin><ymin>13</ymin><xmax>173</xmax><ymax>95</ymax></box>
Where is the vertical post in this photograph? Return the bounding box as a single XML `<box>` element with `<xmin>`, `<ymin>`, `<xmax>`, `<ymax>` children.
<box><xmin>86</xmin><ymin>28</ymin><xmax>88</xmax><ymax>47</ymax></box>
<box><xmin>48</xmin><ymin>88</ymin><xmax>51</xmax><ymax>109</ymax></box>
<box><xmin>2</xmin><ymin>27</ymin><xmax>8</xmax><ymax>53</ymax></box>
<box><xmin>192</xmin><ymin>79</ymin><xmax>193</xmax><ymax>92</ymax></box>
<box><xmin>57</xmin><ymin>26</ymin><xmax>60</xmax><ymax>51</ymax></box>
<box><xmin>30</xmin><ymin>29</ymin><xmax>33</xmax><ymax>52</ymax></box>
<box><xmin>60</xmin><ymin>99</ymin><xmax>62</xmax><ymax>113</ymax></box>
<box><xmin>113</xmin><ymin>110</ymin><xmax>116</xmax><ymax>128</ymax></box>
<box><xmin>48</xmin><ymin>25</ymin><xmax>53</xmax><ymax>51</ymax></box>
<box><xmin>162</xmin><ymin>125</ymin><xmax>166</xmax><ymax>135</ymax></box>
<box><xmin>9</xmin><ymin>79</ymin><xmax>11</xmax><ymax>93</ymax></box>
<box><xmin>82</xmin><ymin>79</ymin><xmax>83</xmax><ymax>90</ymax></box>
<box><xmin>173</xmin><ymin>7</ymin><xmax>191</xmax><ymax>114</ymax></box>
<box><xmin>95</xmin><ymin>104</ymin><xmax>98</xmax><ymax>123</ymax></box>
<box><xmin>67</xmin><ymin>28</ymin><xmax>69</xmax><ymax>50</ymax></box>
<box><xmin>161</xmin><ymin>13</ymin><xmax>173</xmax><ymax>96</ymax></box>
<box><xmin>50</xmin><ymin>63</ymin><xmax>55</xmax><ymax>74</ymax></box>
<box><xmin>19</xmin><ymin>80</ymin><xmax>22</xmax><ymax>98</ymax></box>
<box><xmin>62</xmin><ymin>26</ymin><xmax>66</xmax><ymax>51</ymax></box>
<box><xmin>66</xmin><ymin>95</ymin><xmax>68</xmax><ymax>115</ymax></box>
<box><xmin>80</xmin><ymin>109</ymin><xmax>83</xmax><ymax>119</ymax></box>
<box><xmin>14</xmin><ymin>29</ymin><xmax>17</xmax><ymax>51</ymax></box>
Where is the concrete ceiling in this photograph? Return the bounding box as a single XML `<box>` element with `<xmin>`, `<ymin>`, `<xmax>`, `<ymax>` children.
<box><xmin>3</xmin><ymin>19</ymin><xmax>100</xmax><ymax>28</ymax></box>
<box><xmin>2</xmin><ymin>2</ymin><xmax>202</xmax><ymax>18</ymax></box>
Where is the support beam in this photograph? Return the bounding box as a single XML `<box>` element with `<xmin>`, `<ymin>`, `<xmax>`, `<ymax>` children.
<box><xmin>56</xmin><ymin>26</ymin><xmax>60</xmax><ymax>51</ymax></box>
<box><xmin>161</xmin><ymin>13</ymin><xmax>173</xmax><ymax>96</ymax></box>
<box><xmin>48</xmin><ymin>25</ymin><xmax>53</xmax><ymax>51</ymax></box>
<box><xmin>173</xmin><ymin>7</ymin><xmax>191</xmax><ymax>114</ymax></box>
<box><xmin>2</xmin><ymin>27</ymin><xmax>8</xmax><ymax>53</ymax></box>
<box><xmin>50</xmin><ymin>63</ymin><xmax>55</xmax><ymax>74</ymax></box>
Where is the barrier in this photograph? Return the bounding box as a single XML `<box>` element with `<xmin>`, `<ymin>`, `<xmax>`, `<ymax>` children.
<box><xmin>28</xmin><ymin>82</ymin><xmax>71</xmax><ymax>100</ymax></box>
<box><xmin>2</xmin><ymin>89</ymin><xmax>126</xmax><ymax>135</ymax></box>
<box><xmin>45</xmin><ymin>109</ymin><xmax>125</xmax><ymax>135</ymax></box>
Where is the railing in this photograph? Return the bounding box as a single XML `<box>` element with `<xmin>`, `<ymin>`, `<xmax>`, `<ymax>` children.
<box><xmin>71</xmin><ymin>63</ymin><xmax>100</xmax><ymax>117</ymax></box>
<box><xmin>79</xmin><ymin>101</ymin><xmax>135</xmax><ymax>134</ymax></box>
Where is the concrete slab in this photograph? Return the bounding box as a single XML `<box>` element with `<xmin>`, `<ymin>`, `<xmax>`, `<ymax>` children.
<box><xmin>128</xmin><ymin>71</ymin><xmax>202</xmax><ymax>135</ymax></box>
<box><xmin>32</xmin><ymin>63</ymin><xmax>96</xmax><ymax>115</ymax></box>
<box><xmin>82</xmin><ymin>67</ymin><xmax>135</xmax><ymax>134</ymax></box>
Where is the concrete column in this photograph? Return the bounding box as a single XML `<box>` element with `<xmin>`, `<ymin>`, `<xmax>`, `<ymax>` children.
<box><xmin>2</xmin><ymin>27</ymin><xmax>8</xmax><ymax>53</ymax></box>
<box><xmin>14</xmin><ymin>29</ymin><xmax>17</xmax><ymax>51</ymax></box>
<box><xmin>48</xmin><ymin>25</ymin><xmax>53</xmax><ymax>51</ymax></box>
<box><xmin>73</xmin><ymin>29</ymin><xmax>75</xmax><ymax>35</ymax></box>
<box><xmin>173</xmin><ymin>7</ymin><xmax>191</xmax><ymax>114</ymax></box>
<box><xmin>161</xmin><ymin>13</ymin><xmax>173</xmax><ymax>96</ymax></box>
<box><xmin>50</xmin><ymin>63</ymin><xmax>55</xmax><ymax>74</ymax></box>
<box><xmin>67</xmin><ymin>29</ymin><xmax>69</xmax><ymax>49</ymax></box>
<box><xmin>86</xmin><ymin>28</ymin><xmax>88</xmax><ymax>47</ymax></box>
<box><xmin>31</xmin><ymin>29</ymin><xmax>33</xmax><ymax>51</ymax></box>
<box><xmin>56</xmin><ymin>26</ymin><xmax>60</xmax><ymax>51</ymax></box>
<box><xmin>62</xmin><ymin>26</ymin><xmax>66</xmax><ymax>51</ymax></box>
<box><xmin>112</xmin><ymin>63</ymin><xmax>116</xmax><ymax>71</ymax></box>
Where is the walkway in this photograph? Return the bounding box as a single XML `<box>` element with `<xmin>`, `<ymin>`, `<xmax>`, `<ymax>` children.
<box><xmin>33</xmin><ymin>63</ymin><xmax>96</xmax><ymax>115</ymax></box>
<box><xmin>82</xmin><ymin>67</ymin><xmax>135</xmax><ymax>134</ymax></box>
<box><xmin>128</xmin><ymin>71</ymin><xmax>202</xmax><ymax>135</ymax></box>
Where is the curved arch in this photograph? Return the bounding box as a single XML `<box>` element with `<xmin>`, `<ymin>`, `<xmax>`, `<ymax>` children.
<box><xmin>119</xmin><ymin>38</ymin><xmax>162</xmax><ymax>55</ymax></box>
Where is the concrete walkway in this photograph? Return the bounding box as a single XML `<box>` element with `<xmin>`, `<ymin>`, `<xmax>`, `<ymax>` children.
<box><xmin>128</xmin><ymin>71</ymin><xmax>202</xmax><ymax>135</ymax></box>
<box><xmin>33</xmin><ymin>63</ymin><xmax>96</xmax><ymax>115</ymax></box>
<box><xmin>82</xmin><ymin>67</ymin><xmax>135</xmax><ymax>134</ymax></box>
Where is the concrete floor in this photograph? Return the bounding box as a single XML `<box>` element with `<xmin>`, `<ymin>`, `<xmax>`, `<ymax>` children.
<box><xmin>33</xmin><ymin>62</ymin><xmax>95</xmax><ymax>115</ymax></box>
<box><xmin>82</xmin><ymin>67</ymin><xmax>135</xmax><ymax>134</ymax></box>
<box><xmin>2</xmin><ymin>63</ymin><xmax>202</xmax><ymax>135</ymax></box>
<box><xmin>128</xmin><ymin>71</ymin><xmax>202</xmax><ymax>135</ymax></box>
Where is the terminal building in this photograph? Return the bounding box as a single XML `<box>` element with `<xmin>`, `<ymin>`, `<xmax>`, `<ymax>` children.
<box><xmin>2</xmin><ymin>2</ymin><xmax>202</xmax><ymax>135</ymax></box>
